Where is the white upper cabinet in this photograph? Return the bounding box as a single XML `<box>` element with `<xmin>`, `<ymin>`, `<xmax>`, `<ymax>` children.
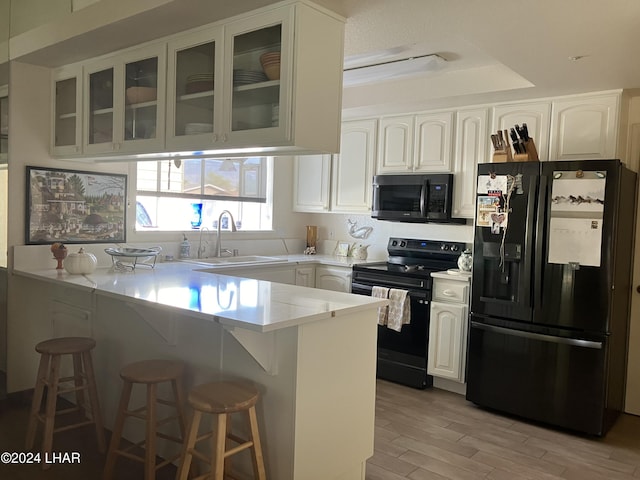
<box><xmin>375</xmin><ymin>111</ymin><xmax>454</xmax><ymax>173</ymax></box>
<box><xmin>52</xmin><ymin>65</ymin><xmax>83</xmax><ymax>157</ymax></box>
<box><xmin>83</xmin><ymin>44</ymin><xmax>166</xmax><ymax>155</ymax></box>
<box><xmin>223</xmin><ymin>8</ymin><xmax>291</xmax><ymax>147</ymax></box>
<box><xmin>549</xmin><ymin>92</ymin><xmax>620</xmax><ymax>161</ymax></box>
<box><xmin>0</xmin><ymin>85</ymin><xmax>6</xmax><ymax>163</ymax></box>
<box><xmin>331</xmin><ymin>119</ymin><xmax>377</xmax><ymax>213</ymax></box>
<box><xmin>293</xmin><ymin>154</ymin><xmax>331</xmax><ymax>212</ymax></box>
<box><xmin>453</xmin><ymin>107</ymin><xmax>489</xmax><ymax>218</ymax></box>
<box><xmin>376</xmin><ymin>115</ymin><xmax>414</xmax><ymax>173</ymax></box>
<box><xmin>414</xmin><ymin>111</ymin><xmax>455</xmax><ymax>172</ymax></box>
<box><xmin>166</xmin><ymin>27</ymin><xmax>222</xmax><ymax>152</ymax></box>
<box><xmin>166</xmin><ymin>2</ymin><xmax>343</xmax><ymax>155</ymax></box>
<box><xmin>492</xmin><ymin>102</ymin><xmax>551</xmax><ymax>161</ymax></box>
<box><xmin>52</xmin><ymin>2</ymin><xmax>345</xmax><ymax>159</ymax></box>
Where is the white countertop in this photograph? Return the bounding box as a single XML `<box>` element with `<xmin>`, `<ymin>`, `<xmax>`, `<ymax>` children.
<box><xmin>431</xmin><ymin>269</ymin><xmax>472</xmax><ymax>281</ymax></box>
<box><xmin>13</xmin><ymin>255</ymin><xmax>387</xmax><ymax>333</ymax></box>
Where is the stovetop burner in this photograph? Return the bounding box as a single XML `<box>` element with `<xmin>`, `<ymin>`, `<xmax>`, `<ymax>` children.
<box><xmin>353</xmin><ymin>237</ymin><xmax>467</xmax><ymax>278</ymax></box>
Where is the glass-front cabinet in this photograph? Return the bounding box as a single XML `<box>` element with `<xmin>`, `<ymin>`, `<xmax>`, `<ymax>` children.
<box><xmin>0</xmin><ymin>84</ymin><xmax>7</xmax><ymax>162</ymax></box>
<box><xmin>166</xmin><ymin>8</ymin><xmax>291</xmax><ymax>151</ymax></box>
<box><xmin>52</xmin><ymin>66</ymin><xmax>82</xmax><ymax>156</ymax></box>
<box><xmin>83</xmin><ymin>44</ymin><xmax>166</xmax><ymax>155</ymax></box>
<box><xmin>225</xmin><ymin>9</ymin><xmax>289</xmax><ymax>146</ymax></box>
<box><xmin>166</xmin><ymin>28</ymin><xmax>222</xmax><ymax>151</ymax></box>
<box><xmin>51</xmin><ymin>2</ymin><xmax>344</xmax><ymax>158</ymax></box>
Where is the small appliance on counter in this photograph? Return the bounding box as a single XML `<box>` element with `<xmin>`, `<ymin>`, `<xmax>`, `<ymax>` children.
<box><xmin>351</xmin><ymin>237</ymin><xmax>467</xmax><ymax>389</ymax></box>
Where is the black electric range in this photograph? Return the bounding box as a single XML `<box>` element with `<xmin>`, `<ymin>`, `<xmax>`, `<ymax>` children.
<box><xmin>351</xmin><ymin>237</ymin><xmax>466</xmax><ymax>388</ymax></box>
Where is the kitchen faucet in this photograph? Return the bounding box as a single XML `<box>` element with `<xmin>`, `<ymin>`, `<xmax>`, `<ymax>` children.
<box><xmin>197</xmin><ymin>227</ymin><xmax>210</xmax><ymax>258</ymax></box>
<box><xmin>215</xmin><ymin>210</ymin><xmax>237</xmax><ymax>257</ymax></box>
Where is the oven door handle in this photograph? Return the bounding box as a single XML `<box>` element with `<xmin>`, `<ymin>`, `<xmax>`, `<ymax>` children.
<box><xmin>351</xmin><ymin>283</ymin><xmax>429</xmax><ymax>303</ymax></box>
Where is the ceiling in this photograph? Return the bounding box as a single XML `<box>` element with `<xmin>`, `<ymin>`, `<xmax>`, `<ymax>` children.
<box><xmin>10</xmin><ymin>0</ymin><xmax>640</xmax><ymax>117</ymax></box>
<box><xmin>317</xmin><ymin>0</ymin><xmax>640</xmax><ymax>117</ymax></box>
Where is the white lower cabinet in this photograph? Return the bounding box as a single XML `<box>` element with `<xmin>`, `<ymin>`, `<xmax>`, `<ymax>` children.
<box><xmin>428</xmin><ymin>273</ymin><xmax>470</xmax><ymax>383</ymax></box>
<box><xmin>295</xmin><ymin>266</ymin><xmax>315</xmax><ymax>287</ymax></box>
<box><xmin>224</xmin><ymin>265</ymin><xmax>296</xmax><ymax>284</ymax></box>
<box><xmin>315</xmin><ymin>265</ymin><xmax>352</xmax><ymax>292</ymax></box>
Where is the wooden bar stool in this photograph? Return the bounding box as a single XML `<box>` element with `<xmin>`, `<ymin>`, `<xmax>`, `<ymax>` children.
<box><xmin>25</xmin><ymin>336</ymin><xmax>105</xmax><ymax>469</ymax></box>
<box><xmin>177</xmin><ymin>380</ymin><xmax>267</xmax><ymax>480</ymax></box>
<box><xmin>103</xmin><ymin>359</ymin><xmax>187</xmax><ymax>480</ymax></box>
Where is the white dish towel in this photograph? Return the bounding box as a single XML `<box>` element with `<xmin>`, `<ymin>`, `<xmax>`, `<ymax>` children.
<box><xmin>387</xmin><ymin>288</ymin><xmax>410</xmax><ymax>332</ymax></box>
<box><xmin>371</xmin><ymin>286</ymin><xmax>390</xmax><ymax>326</ymax></box>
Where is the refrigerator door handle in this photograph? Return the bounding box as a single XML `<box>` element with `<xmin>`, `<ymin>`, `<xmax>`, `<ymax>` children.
<box><xmin>534</xmin><ymin>174</ymin><xmax>548</xmax><ymax>312</ymax></box>
<box><xmin>471</xmin><ymin>321</ymin><xmax>603</xmax><ymax>349</ymax></box>
<box><xmin>522</xmin><ymin>175</ymin><xmax>538</xmax><ymax>310</ymax></box>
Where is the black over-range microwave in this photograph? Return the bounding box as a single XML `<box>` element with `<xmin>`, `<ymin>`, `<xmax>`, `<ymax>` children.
<box><xmin>371</xmin><ymin>173</ymin><xmax>459</xmax><ymax>223</ymax></box>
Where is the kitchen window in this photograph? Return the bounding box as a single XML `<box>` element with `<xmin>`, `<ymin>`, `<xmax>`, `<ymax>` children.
<box><xmin>136</xmin><ymin>157</ymin><xmax>272</xmax><ymax>231</ymax></box>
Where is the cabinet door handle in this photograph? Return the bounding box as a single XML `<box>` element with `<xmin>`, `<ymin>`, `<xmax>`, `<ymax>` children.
<box><xmin>221</xmin><ymin>133</ymin><xmax>228</xmax><ymax>142</ymax></box>
<box><xmin>212</xmin><ymin>133</ymin><xmax>218</xmax><ymax>142</ymax></box>
<box><xmin>442</xmin><ymin>290</ymin><xmax>456</xmax><ymax>297</ymax></box>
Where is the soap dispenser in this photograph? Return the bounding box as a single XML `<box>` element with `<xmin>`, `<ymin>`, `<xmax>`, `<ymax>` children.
<box><xmin>180</xmin><ymin>234</ymin><xmax>191</xmax><ymax>258</ymax></box>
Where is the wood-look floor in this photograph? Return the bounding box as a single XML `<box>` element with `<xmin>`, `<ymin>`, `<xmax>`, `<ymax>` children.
<box><xmin>367</xmin><ymin>380</ymin><xmax>640</xmax><ymax>480</ymax></box>
<box><xmin>1</xmin><ymin>376</ymin><xmax>639</xmax><ymax>478</ymax></box>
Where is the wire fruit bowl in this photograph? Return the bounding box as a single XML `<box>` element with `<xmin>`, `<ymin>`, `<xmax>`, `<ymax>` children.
<box><xmin>104</xmin><ymin>246</ymin><xmax>162</xmax><ymax>271</ymax></box>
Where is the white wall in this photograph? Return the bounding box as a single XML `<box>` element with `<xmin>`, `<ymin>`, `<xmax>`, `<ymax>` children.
<box><xmin>306</xmin><ymin>212</ymin><xmax>473</xmax><ymax>260</ymax></box>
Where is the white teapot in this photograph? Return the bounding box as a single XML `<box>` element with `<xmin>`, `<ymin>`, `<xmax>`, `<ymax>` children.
<box><xmin>64</xmin><ymin>248</ymin><xmax>98</xmax><ymax>275</ymax></box>
<box><xmin>350</xmin><ymin>244</ymin><xmax>370</xmax><ymax>260</ymax></box>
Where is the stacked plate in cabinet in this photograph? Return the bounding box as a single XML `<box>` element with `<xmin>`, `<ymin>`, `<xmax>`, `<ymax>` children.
<box><xmin>185</xmin><ymin>73</ymin><xmax>214</xmax><ymax>94</ymax></box>
<box><xmin>184</xmin><ymin>123</ymin><xmax>214</xmax><ymax>135</ymax></box>
<box><xmin>233</xmin><ymin>70</ymin><xmax>268</xmax><ymax>86</ymax></box>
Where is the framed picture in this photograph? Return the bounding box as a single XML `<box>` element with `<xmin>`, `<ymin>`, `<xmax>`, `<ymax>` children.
<box><xmin>26</xmin><ymin>166</ymin><xmax>127</xmax><ymax>245</ymax></box>
<box><xmin>335</xmin><ymin>241</ymin><xmax>351</xmax><ymax>257</ymax></box>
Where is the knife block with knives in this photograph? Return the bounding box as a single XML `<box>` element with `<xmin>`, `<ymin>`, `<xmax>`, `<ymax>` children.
<box><xmin>490</xmin><ymin>123</ymin><xmax>539</xmax><ymax>162</ymax></box>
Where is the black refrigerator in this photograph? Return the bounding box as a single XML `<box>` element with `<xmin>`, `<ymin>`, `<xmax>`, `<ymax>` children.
<box><xmin>466</xmin><ymin>159</ymin><xmax>637</xmax><ymax>436</ymax></box>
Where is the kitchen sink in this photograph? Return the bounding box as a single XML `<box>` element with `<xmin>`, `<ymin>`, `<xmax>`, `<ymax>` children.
<box><xmin>181</xmin><ymin>255</ymin><xmax>287</xmax><ymax>266</ymax></box>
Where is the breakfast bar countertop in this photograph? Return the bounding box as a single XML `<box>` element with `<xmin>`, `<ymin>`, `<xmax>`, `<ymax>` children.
<box><xmin>12</xmin><ymin>258</ymin><xmax>387</xmax><ymax>333</ymax></box>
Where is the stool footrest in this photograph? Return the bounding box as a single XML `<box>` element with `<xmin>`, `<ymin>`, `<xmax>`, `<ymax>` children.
<box><xmin>188</xmin><ymin>448</ymin><xmax>210</xmax><ymax>464</ymax></box>
<box><xmin>114</xmin><ymin>449</ymin><xmax>146</xmax><ymax>464</ymax></box>
<box><xmin>56</xmin><ymin>384</ymin><xmax>88</xmax><ymax>395</ymax></box>
<box><xmin>224</xmin><ymin>440</ymin><xmax>253</xmax><ymax>458</ymax></box>
<box><xmin>156</xmin><ymin>414</ymin><xmax>180</xmax><ymax>428</ymax></box>
<box><xmin>156</xmin><ymin>398</ymin><xmax>177</xmax><ymax>407</ymax></box>
<box><xmin>155</xmin><ymin>452</ymin><xmax>181</xmax><ymax>469</ymax></box>
<box><xmin>54</xmin><ymin>406</ymin><xmax>82</xmax><ymax>416</ymax></box>
<box><xmin>227</xmin><ymin>433</ymin><xmax>246</xmax><ymax>444</ymax></box>
<box><xmin>124</xmin><ymin>407</ymin><xmax>147</xmax><ymax>420</ymax></box>
<box><xmin>58</xmin><ymin>374</ymin><xmax>86</xmax><ymax>383</ymax></box>
<box><xmin>54</xmin><ymin>419</ymin><xmax>94</xmax><ymax>434</ymax></box>
<box><xmin>156</xmin><ymin>431</ymin><xmax>183</xmax><ymax>444</ymax></box>
<box><xmin>195</xmin><ymin>431</ymin><xmax>214</xmax><ymax>443</ymax></box>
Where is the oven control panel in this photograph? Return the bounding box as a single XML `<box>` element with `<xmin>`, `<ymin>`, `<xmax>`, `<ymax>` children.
<box><xmin>388</xmin><ymin>237</ymin><xmax>465</xmax><ymax>256</ymax></box>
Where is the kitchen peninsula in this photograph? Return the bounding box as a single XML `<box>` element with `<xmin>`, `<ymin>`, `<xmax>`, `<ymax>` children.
<box><xmin>9</xmin><ymin>255</ymin><xmax>386</xmax><ymax>480</ymax></box>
